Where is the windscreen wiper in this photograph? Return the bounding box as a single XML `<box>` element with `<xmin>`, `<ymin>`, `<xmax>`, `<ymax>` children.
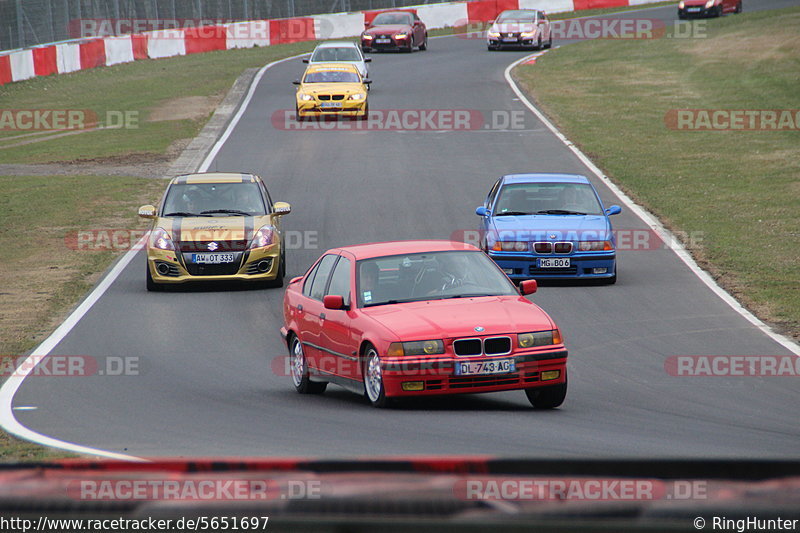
<box><xmin>496</xmin><ymin>211</ymin><xmax>533</xmax><ymax>216</ymax></box>
<box><xmin>200</xmin><ymin>209</ymin><xmax>252</xmax><ymax>216</ymax></box>
<box><xmin>535</xmin><ymin>209</ymin><xmax>587</xmax><ymax>215</ymax></box>
<box><xmin>163</xmin><ymin>211</ymin><xmax>209</xmax><ymax>217</ymax></box>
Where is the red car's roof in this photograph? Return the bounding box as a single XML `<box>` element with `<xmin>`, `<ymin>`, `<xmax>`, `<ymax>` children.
<box><xmin>331</xmin><ymin>240</ymin><xmax>478</xmax><ymax>260</ymax></box>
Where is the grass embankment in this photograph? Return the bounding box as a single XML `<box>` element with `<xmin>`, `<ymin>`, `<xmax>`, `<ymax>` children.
<box><xmin>515</xmin><ymin>6</ymin><xmax>800</xmax><ymax>338</ymax></box>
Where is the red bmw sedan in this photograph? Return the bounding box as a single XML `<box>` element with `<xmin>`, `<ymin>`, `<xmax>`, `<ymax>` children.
<box><xmin>280</xmin><ymin>240</ymin><xmax>568</xmax><ymax>408</ymax></box>
<box><xmin>361</xmin><ymin>11</ymin><xmax>428</xmax><ymax>53</ymax></box>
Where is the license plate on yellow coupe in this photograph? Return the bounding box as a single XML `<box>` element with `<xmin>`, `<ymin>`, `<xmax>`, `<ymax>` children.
<box><xmin>455</xmin><ymin>359</ymin><xmax>515</xmax><ymax>376</ymax></box>
<box><xmin>320</xmin><ymin>102</ymin><xmax>343</xmax><ymax>108</ymax></box>
<box><xmin>539</xmin><ymin>257</ymin><xmax>570</xmax><ymax>268</ymax></box>
<box><xmin>192</xmin><ymin>253</ymin><xmax>235</xmax><ymax>264</ymax></box>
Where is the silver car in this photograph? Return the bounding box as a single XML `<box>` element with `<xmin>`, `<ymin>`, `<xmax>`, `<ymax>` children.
<box><xmin>303</xmin><ymin>41</ymin><xmax>371</xmax><ymax>79</ymax></box>
<box><xmin>487</xmin><ymin>9</ymin><xmax>553</xmax><ymax>51</ymax></box>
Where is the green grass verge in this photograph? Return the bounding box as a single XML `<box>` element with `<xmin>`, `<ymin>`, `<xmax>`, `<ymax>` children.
<box><xmin>0</xmin><ymin>42</ymin><xmax>318</xmax><ymax>163</ymax></box>
<box><xmin>514</xmin><ymin>6</ymin><xmax>800</xmax><ymax>338</ymax></box>
<box><xmin>0</xmin><ymin>175</ymin><xmax>166</xmax><ymax>460</ymax></box>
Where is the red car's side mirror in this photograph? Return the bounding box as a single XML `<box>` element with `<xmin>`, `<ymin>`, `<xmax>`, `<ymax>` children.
<box><xmin>323</xmin><ymin>294</ymin><xmax>346</xmax><ymax>310</ymax></box>
<box><xmin>520</xmin><ymin>279</ymin><xmax>538</xmax><ymax>295</ymax></box>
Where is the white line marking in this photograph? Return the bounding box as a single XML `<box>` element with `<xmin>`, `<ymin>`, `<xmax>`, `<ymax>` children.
<box><xmin>12</xmin><ymin>406</ymin><xmax>38</xmax><ymax>411</ymax></box>
<box><xmin>198</xmin><ymin>53</ymin><xmax>309</xmax><ymax>172</ymax></box>
<box><xmin>504</xmin><ymin>54</ymin><xmax>800</xmax><ymax>356</ymax></box>
<box><xmin>0</xmin><ymin>53</ymin><xmax>309</xmax><ymax>461</ymax></box>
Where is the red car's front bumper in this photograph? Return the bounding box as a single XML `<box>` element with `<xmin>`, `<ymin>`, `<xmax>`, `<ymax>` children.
<box><xmin>380</xmin><ymin>350</ymin><xmax>567</xmax><ymax>397</ymax></box>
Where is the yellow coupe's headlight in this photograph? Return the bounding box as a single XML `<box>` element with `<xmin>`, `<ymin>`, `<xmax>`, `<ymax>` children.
<box><xmin>299</xmin><ymin>93</ymin><xmax>313</xmax><ymax>101</ymax></box>
<box><xmin>348</xmin><ymin>93</ymin><xmax>366</xmax><ymax>101</ymax></box>
<box><xmin>518</xmin><ymin>329</ymin><xmax>562</xmax><ymax>348</ymax></box>
<box><xmin>387</xmin><ymin>340</ymin><xmax>444</xmax><ymax>356</ymax></box>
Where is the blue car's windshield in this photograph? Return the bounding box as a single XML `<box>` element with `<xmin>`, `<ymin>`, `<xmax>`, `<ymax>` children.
<box><xmin>494</xmin><ymin>182</ymin><xmax>604</xmax><ymax>216</ymax></box>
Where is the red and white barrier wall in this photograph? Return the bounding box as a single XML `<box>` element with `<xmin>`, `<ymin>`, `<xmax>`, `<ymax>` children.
<box><xmin>0</xmin><ymin>0</ymin><xmax>666</xmax><ymax>86</ymax></box>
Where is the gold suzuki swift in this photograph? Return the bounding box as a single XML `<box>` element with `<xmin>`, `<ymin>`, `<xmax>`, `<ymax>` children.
<box><xmin>138</xmin><ymin>172</ymin><xmax>291</xmax><ymax>291</ymax></box>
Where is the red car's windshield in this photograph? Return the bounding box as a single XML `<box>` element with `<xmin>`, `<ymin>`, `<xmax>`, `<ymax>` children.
<box><xmin>372</xmin><ymin>13</ymin><xmax>413</xmax><ymax>25</ymax></box>
<box><xmin>357</xmin><ymin>250</ymin><xmax>518</xmax><ymax>307</ymax></box>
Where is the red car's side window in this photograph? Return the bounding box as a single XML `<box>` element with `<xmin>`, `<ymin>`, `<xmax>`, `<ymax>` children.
<box><xmin>308</xmin><ymin>254</ymin><xmax>339</xmax><ymax>301</ymax></box>
<box><xmin>326</xmin><ymin>257</ymin><xmax>352</xmax><ymax>306</ymax></box>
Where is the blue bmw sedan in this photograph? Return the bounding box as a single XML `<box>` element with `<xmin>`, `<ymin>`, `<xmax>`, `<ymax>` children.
<box><xmin>475</xmin><ymin>174</ymin><xmax>621</xmax><ymax>284</ymax></box>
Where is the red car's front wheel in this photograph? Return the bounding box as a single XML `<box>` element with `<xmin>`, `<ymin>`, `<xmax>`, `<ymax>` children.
<box><xmin>363</xmin><ymin>346</ymin><xmax>390</xmax><ymax>407</ymax></box>
<box><xmin>525</xmin><ymin>371</ymin><xmax>567</xmax><ymax>409</ymax></box>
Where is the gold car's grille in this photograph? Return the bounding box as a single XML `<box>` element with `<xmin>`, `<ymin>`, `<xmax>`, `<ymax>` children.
<box><xmin>178</xmin><ymin>240</ymin><xmax>248</xmax><ymax>252</ymax></box>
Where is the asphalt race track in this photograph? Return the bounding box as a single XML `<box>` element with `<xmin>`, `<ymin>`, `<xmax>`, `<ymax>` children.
<box><xmin>10</xmin><ymin>0</ymin><xmax>800</xmax><ymax>458</ymax></box>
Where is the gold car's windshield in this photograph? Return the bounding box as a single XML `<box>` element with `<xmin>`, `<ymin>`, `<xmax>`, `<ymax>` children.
<box><xmin>162</xmin><ymin>182</ymin><xmax>267</xmax><ymax>216</ymax></box>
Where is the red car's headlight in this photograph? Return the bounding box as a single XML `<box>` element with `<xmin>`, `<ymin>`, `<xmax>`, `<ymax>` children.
<box><xmin>150</xmin><ymin>227</ymin><xmax>174</xmax><ymax>251</ymax></box>
<box><xmin>249</xmin><ymin>226</ymin><xmax>276</xmax><ymax>249</ymax></box>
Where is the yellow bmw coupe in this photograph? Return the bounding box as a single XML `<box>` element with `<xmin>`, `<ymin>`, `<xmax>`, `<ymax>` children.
<box><xmin>293</xmin><ymin>63</ymin><xmax>370</xmax><ymax>120</ymax></box>
<box><xmin>138</xmin><ymin>172</ymin><xmax>290</xmax><ymax>291</ymax></box>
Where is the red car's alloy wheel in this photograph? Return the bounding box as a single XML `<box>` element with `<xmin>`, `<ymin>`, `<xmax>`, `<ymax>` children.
<box><xmin>364</xmin><ymin>346</ymin><xmax>388</xmax><ymax>407</ymax></box>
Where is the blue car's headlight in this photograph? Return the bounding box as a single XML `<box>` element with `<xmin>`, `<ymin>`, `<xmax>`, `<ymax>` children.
<box><xmin>578</xmin><ymin>241</ymin><xmax>613</xmax><ymax>251</ymax></box>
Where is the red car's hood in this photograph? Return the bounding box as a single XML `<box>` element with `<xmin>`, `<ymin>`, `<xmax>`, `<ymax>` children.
<box><xmin>682</xmin><ymin>0</ymin><xmax>713</xmax><ymax>5</ymax></box>
<box><xmin>362</xmin><ymin>296</ymin><xmax>553</xmax><ymax>340</ymax></box>
<box><xmin>364</xmin><ymin>24</ymin><xmax>412</xmax><ymax>35</ymax></box>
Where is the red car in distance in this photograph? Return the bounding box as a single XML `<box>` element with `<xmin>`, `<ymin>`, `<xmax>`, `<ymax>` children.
<box><xmin>361</xmin><ymin>11</ymin><xmax>428</xmax><ymax>53</ymax></box>
<box><xmin>280</xmin><ymin>240</ymin><xmax>568</xmax><ymax>408</ymax></box>
<box><xmin>678</xmin><ymin>0</ymin><xmax>742</xmax><ymax>18</ymax></box>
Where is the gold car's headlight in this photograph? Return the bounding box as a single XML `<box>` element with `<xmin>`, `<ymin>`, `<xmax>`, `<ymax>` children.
<box><xmin>521</xmin><ymin>31</ymin><xmax>537</xmax><ymax>38</ymax></box>
<box><xmin>299</xmin><ymin>93</ymin><xmax>313</xmax><ymax>101</ymax></box>
<box><xmin>487</xmin><ymin>31</ymin><xmax>501</xmax><ymax>38</ymax></box>
<box><xmin>348</xmin><ymin>93</ymin><xmax>366</xmax><ymax>101</ymax></box>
